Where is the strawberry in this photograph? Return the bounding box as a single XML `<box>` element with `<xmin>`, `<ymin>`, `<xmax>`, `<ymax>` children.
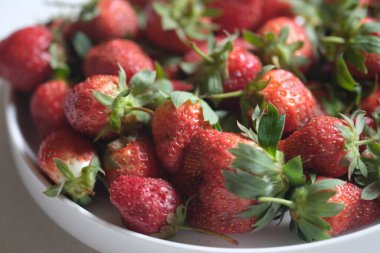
<box><xmin>30</xmin><ymin>80</ymin><xmax>71</xmax><ymax>138</ymax></box>
<box><xmin>171</xmin><ymin>80</ymin><xmax>193</xmax><ymax>91</ymax></box>
<box><xmin>38</xmin><ymin>129</ymin><xmax>102</xmax><ymax>205</ymax></box>
<box><xmin>208</xmin><ymin>0</ymin><xmax>264</xmax><ymax>32</ymax></box>
<box><xmin>0</xmin><ymin>26</ymin><xmax>52</xmax><ymax>92</ymax></box>
<box><xmin>244</xmin><ymin>17</ymin><xmax>315</xmax><ymax>75</ymax></box>
<box><xmin>183</xmin><ymin>36</ymin><xmax>262</xmax><ymax>98</ymax></box>
<box><xmin>84</xmin><ymin>39</ymin><xmax>154</xmax><ymax>81</ymax></box>
<box><xmin>144</xmin><ymin>0</ymin><xmax>213</xmax><ymax>54</ymax></box>
<box><xmin>68</xmin><ymin>0</ymin><xmax>138</xmax><ymax>42</ymax></box>
<box><xmin>361</xmin><ymin>88</ymin><xmax>380</xmax><ymax>116</ymax></box>
<box><xmin>178</xmin><ymin>129</ymin><xmax>257</xmax><ymax>234</ymax></box>
<box><xmin>64</xmin><ymin>69</ymin><xmax>169</xmax><ymax>139</ymax></box>
<box><xmin>109</xmin><ymin>175</ymin><xmax>181</xmax><ymax>235</ymax></box>
<box><xmin>243</xmin><ymin>69</ymin><xmax>322</xmax><ymax>135</ymax></box>
<box><xmin>261</xmin><ymin>0</ymin><xmax>292</xmax><ymax>25</ymax></box>
<box><xmin>281</xmin><ymin>113</ymin><xmax>371</xmax><ymax>178</ymax></box>
<box><xmin>151</xmin><ymin>92</ymin><xmax>218</xmax><ymax>175</ymax></box>
<box><xmin>103</xmin><ymin>135</ymin><xmax>163</xmax><ymax>184</ymax></box>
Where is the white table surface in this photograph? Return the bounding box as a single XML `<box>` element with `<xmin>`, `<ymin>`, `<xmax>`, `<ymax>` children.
<box><xmin>0</xmin><ymin>0</ymin><xmax>97</xmax><ymax>252</ymax></box>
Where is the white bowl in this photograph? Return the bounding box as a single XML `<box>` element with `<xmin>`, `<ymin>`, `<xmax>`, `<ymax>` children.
<box><xmin>3</xmin><ymin>83</ymin><xmax>380</xmax><ymax>253</ymax></box>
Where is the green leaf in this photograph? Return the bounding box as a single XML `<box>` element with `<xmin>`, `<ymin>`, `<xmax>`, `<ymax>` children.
<box><xmin>243</xmin><ymin>30</ymin><xmax>264</xmax><ymax>47</ymax></box>
<box><xmin>257</xmin><ymin>103</ymin><xmax>285</xmax><ymax>157</ymax></box>
<box><xmin>155</xmin><ymin>62</ymin><xmax>167</xmax><ymax>80</ymax></box>
<box><xmin>360</xmin><ymin>22</ymin><xmax>380</xmax><ymax>34</ymax></box>
<box><xmin>171</xmin><ymin>91</ymin><xmax>197</xmax><ymax>108</ymax></box>
<box><xmin>93</xmin><ymin>91</ymin><xmax>113</xmax><ymax>108</ymax></box>
<box><xmin>130</xmin><ymin>70</ymin><xmax>156</xmax><ymax>95</ymax></box>
<box><xmin>118</xmin><ymin>65</ymin><xmax>128</xmax><ymax>91</ymax></box>
<box><xmin>351</xmin><ymin>35</ymin><xmax>380</xmax><ymax>54</ymax></box>
<box><xmin>335</xmin><ymin>54</ymin><xmax>358</xmax><ymax>92</ymax></box>
<box><xmin>278</xmin><ymin>26</ymin><xmax>290</xmax><ymax>44</ymax></box>
<box><xmin>252</xmin><ymin>203</ymin><xmax>282</xmax><ymax>232</ymax></box>
<box><xmin>230</xmin><ymin>143</ymin><xmax>276</xmax><ymax>175</ymax></box>
<box><xmin>199</xmin><ymin>100</ymin><xmax>219</xmax><ymax>125</ymax></box>
<box><xmin>297</xmin><ymin>218</ymin><xmax>331</xmax><ymax>242</ymax></box>
<box><xmin>223</xmin><ymin>170</ymin><xmax>272</xmax><ymax>199</ymax></box>
<box><xmin>344</xmin><ymin>47</ymin><xmax>367</xmax><ymax>73</ymax></box>
<box><xmin>44</xmin><ymin>183</ymin><xmax>65</xmax><ymax>197</ymax></box>
<box><xmin>361</xmin><ymin>179</ymin><xmax>380</xmax><ymax>200</ymax></box>
<box><xmin>283</xmin><ymin>156</ymin><xmax>305</xmax><ymax>187</ymax></box>
<box><xmin>72</xmin><ymin>32</ymin><xmax>92</xmax><ymax>58</ymax></box>
<box><xmin>310</xmin><ymin>179</ymin><xmax>344</xmax><ymax>192</ymax></box>
<box><xmin>54</xmin><ymin>158</ymin><xmax>75</xmax><ymax>180</ymax></box>
<box><xmin>239</xmin><ymin>203</ymin><xmax>271</xmax><ymax>218</ymax></box>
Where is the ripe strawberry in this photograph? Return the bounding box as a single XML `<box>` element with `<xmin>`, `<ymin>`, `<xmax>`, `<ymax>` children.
<box><xmin>280</xmin><ymin>113</ymin><xmax>370</xmax><ymax>177</ymax></box>
<box><xmin>38</xmin><ymin>129</ymin><xmax>102</xmax><ymax>205</ymax></box>
<box><xmin>152</xmin><ymin>99</ymin><xmax>212</xmax><ymax>175</ymax></box>
<box><xmin>103</xmin><ymin>135</ymin><xmax>163</xmax><ymax>184</ymax></box>
<box><xmin>171</xmin><ymin>80</ymin><xmax>193</xmax><ymax>91</ymax></box>
<box><xmin>30</xmin><ymin>80</ymin><xmax>71</xmax><ymax>138</ymax></box>
<box><xmin>325</xmin><ymin>181</ymin><xmax>380</xmax><ymax>236</ymax></box>
<box><xmin>244</xmin><ymin>69</ymin><xmax>322</xmax><ymax>135</ymax></box>
<box><xmin>349</xmin><ymin>18</ymin><xmax>380</xmax><ymax>79</ymax></box>
<box><xmin>361</xmin><ymin>88</ymin><xmax>380</xmax><ymax>116</ymax></box>
<box><xmin>208</xmin><ymin>0</ymin><xmax>264</xmax><ymax>32</ymax></box>
<box><xmin>261</xmin><ymin>0</ymin><xmax>292</xmax><ymax>25</ymax></box>
<box><xmin>68</xmin><ymin>0</ymin><xmax>138</xmax><ymax>42</ymax></box>
<box><xmin>84</xmin><ymin>39</ymin><xmax>154</xmax><ymax>80</ymax></box>
<box><xmin>144</xmin><ymin>0</ymin><xmax>212</xmax><ymax>54</ymax></box>
<box><xmin>0</xmin><ymin>26</ymin><xmax>52</xmax><ymax>92</ymax></box>
<box><xmin>256</xmin><ymin>17</ymin><xmax>315</xmax><ymax>72</ymax></box>
<box><xmin>176</xmin><ymin>129</ymin><xmax>257</xmax><ymax>234</ymax></box>
<box><xmin>183</xmin><ymin>37</ymin><xmax>262</xmax><ymax>97</ymax></box>
<box><xmin>63</xmin><ymin>75</ymin><xmax>120</xmax><ymax>139</ymax></box>
<box><xmin>109</xmin><ymin>175</ymin><xmax>181</xmax><ymax>235</ymax></box>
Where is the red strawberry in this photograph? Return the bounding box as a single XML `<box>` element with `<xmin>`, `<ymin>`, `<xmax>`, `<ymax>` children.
<box><xmin>68</xmin><ymin>0</ymin><xmax>138</xmax><ymax>42</ymax></box>
<box><xmin>38</xmin><ymin>129</ymin><xmax>102</xmax><ymax>205</ymax></box>
<box><xmin>0</xmin><ymin>26</ymin><xmax>52</xmax><ymax>92</ymax></box>
<box><xmin>152</xmin><ymin>100</ymin><xmax>212</xmax><ymax>175</ymax></box>
<box><xmin>261</xmin><ymin>0</ymin><xmax>292</xmax><ymax>25</ymax></box>
<box><xmin>257</xmin><ymin>17</ymin><xmax>315</xmax><ymax>72</ymax></box>
<box><xmin>171</xmin><ymin>80</ymin><xmax>193</xmax><ymax>91</ymax></box>
<box><xmin>325</xmin><ymin>181</ymin><xmax>380</xmax><ymax>236</ymax></box>
<box><xmin>361</xmin><ymin>88</ymin><xmax>380</xmax><ymax>116</ymax></box>
<box><xmin>84</xmin><ymin>39</ymin><xmax>154</xmax><ymax>80</ymax></box>
<box><xmin>247</xmin><ymin>69</ymin><xmax>322</xmax><ymax>135</ymax></box>
<box><xmin>109</xmin><ymin>175</ymin><xmax>181</xmax><ymax>235</ymax></box>
<box><xmin>103</xmin><ymin>135</ymin><xmax>163</xmax><ymax>184</ymax></box>
<box><xmin>183</xmin><ymin>37</ymin><xmax>262</xmax><ymax>97</ymax></box>
<box><xmin>178</xmin><ymin>129</ymin><xmax>257</xmax><ymax>234</ymax></box>
<box><xmin>281</xmin><ymin>115</ymin><xmax>366</xmax><ymax>177</ymax></box>
<box><xmin>144</xmin><ymin>0</ymin><xmax>212</xmax><ymax>54</ymax></box>
<box><xmin>30</xmin><ymin>80</ymin><xmax>71</xmax><ymax>138</ymax></box>
<box><xmin>349</xmin><ymin>18</ymin><xmax>380</xmax><ymax>79</ymax></box>
<box><xmin>208</xmin><ymin>0</ymin><xmax>264</xmax><ymax>32</ymax></box>
<box><xmin>63</xmin><ymin>75</ymin><xmax>119</xmax><ymax>139</ymax></box>
<box><xmin>129</xmin><ymin>0</ymin><xmax>152</xmax><ymax>7</ymax></box>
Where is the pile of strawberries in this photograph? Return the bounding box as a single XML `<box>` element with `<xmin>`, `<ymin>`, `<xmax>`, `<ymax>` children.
<box><xmin>2</xmin><ymin>0</ymin><xmax>380</xmax><ymax>244</ymax></box>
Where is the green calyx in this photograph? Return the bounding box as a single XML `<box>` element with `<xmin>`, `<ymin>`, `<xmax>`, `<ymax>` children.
<box><xmin>224</xmin><ymin>104</ymin><xmax>308</xmax><ymax>231</ymax></box>
<box><xmin>243</xmin><ymin>28</ymin><xmax>308</xmax><ymax>80</ymax></box>
<box><xmin>336</xmin><ymin>110</ymin><xmax>379</xmax><ymax>178</ymax></box>
<box><xmin>153</xmin><ymin>0</ymin><xmax>216</xmax><ymax>43</ymax></box>
<box><xmin>79</xmin><ymin>0</ymin><xmax>100</xmax><ymax>22</ymax></box>
<box><xmin>181</xmin><ymin>35</ymin><xmax>237</xmax><ymax>96</ymax></box>
<box><xmin>44</xmin><ymin>156</ymin><xmax>104</xmax><ymax>206</ymax></box>
<box><xmin>94</xmin><ymin>66</ymin><xmax>173</xmax><ymax>139</ymax></box>
<box><xmin>170</xmin><ymin>91</ymin><xmax>220</xmax><ymax>129</ymax></box>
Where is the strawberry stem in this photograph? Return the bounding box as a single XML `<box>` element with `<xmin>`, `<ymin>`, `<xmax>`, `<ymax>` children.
<box><xmin>258</xmin><ymin>197</ymin><xmax>295</xmax><ymax>209</ymax></box>
<box><xmin>208</xmin><ymin>90</ymin><xmax>243</xmax><ymax>100</ymax></box>
<box><xmin>128</xmin><ymin>107</ymin><xmax>154</xmax><ymax>116</ymax></box>
<box><xmin>355</xmin><ymin>139</ymin><xmax>379</xmax><ymax>146</ymax></box>
<box><xmin>176</xmin><ymin>225</ymin><xmax>239</xmax><ymax>245</ymax></box>
<box><xmin>321</xmin><ymin>36</ymin><xmax>346</xmax><ymax>44</ymax></box>
<box><xmin>191</xmin><ymin>42</ymin><xmax>214</xmax><ymax>64</ymax></box>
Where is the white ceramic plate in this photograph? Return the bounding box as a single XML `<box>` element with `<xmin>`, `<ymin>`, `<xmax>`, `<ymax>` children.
<box><xmin>3</xmin><ymin>81</ymin><xmax>380</xmax><ymax>253</ymax></box>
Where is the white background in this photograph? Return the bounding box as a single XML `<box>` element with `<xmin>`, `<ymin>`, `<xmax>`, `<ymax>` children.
<box><xmin>0</xmin><ymin>0</ymin><xmax>96</xmax><ymax>252</ymax></box>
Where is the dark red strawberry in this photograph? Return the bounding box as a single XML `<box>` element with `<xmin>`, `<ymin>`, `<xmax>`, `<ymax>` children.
<box><xmin>109</xmin><ymin>175</ymin><xmax>181</xmax><ymax>235</ymax></box>
<box><xmin>38</xmin><ymin>129</ymin><xmax>102</xmax><ymax>205</ymax></box>
<box><xmin>183</xmin><ymin>37</ymin><xmax>262</xmax><ymax>98</ymax></box>
<box><xmin>129</xmin><ymin>0</ymin><xmax>152</xmax><ymax>7</ymax></box>
<box><xmin>208</xmin><ymin>0</ymin><xmax>264</xmax><ymax>32</ymax></box>
<box><xmin>68</xmin><ymin>0</ymin><xmax>138</xmax><ymax>42</ymax></box>
<box><xmin>0</xmin><ymin>26</ymin><xmax>52</xmax><ymax>92</ymax></box>
<box><xmin>361</xmin><ymin>88</ymin><xmax>380</xmax><ymax>116</ymax></box>
<box><xmin>84</xmin><ymin>39</ymin><xmax>154</xmax><ymax>80</ymax></box>
<box><xmin>325</xmin><ymin>181</ymin><xmax>380</xmax><ymax>236</ymax></box>
<box><xmin>63</xmin><ymin>75</ymin><xmax>119</xmax><ymax>139</ymax></box>
<box><xmin>30</xmin><ymin>80</ymin><xmax>71</xmax><ymax>138</ymax></box>
<box><xmin>244</xmin><ymin>69</ymin><xmax>322</xmax><ymax>135</ymax></box>
<box><xmin>261</xmin><ymin>0</ymin><xmax>292</xmax><ymax>25</ymax></box>
<box><xmin>103</xmin><ymin>135</ymin><xmax>163</xmax><ymax>183</ymax></box>
<box><xmin>152</xmin><ymin>99</ymin><xmax>212</xmax><ymax>175</ymax></box>
<box><xmin>171</xmin><ymin>80</ymin><xmax>193</xmax><ymax>91</ymax></box>
<box><xmin>144</xmin><ymin>0</ymin><xmax>213</xmax><ymax>54</ymax></box>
